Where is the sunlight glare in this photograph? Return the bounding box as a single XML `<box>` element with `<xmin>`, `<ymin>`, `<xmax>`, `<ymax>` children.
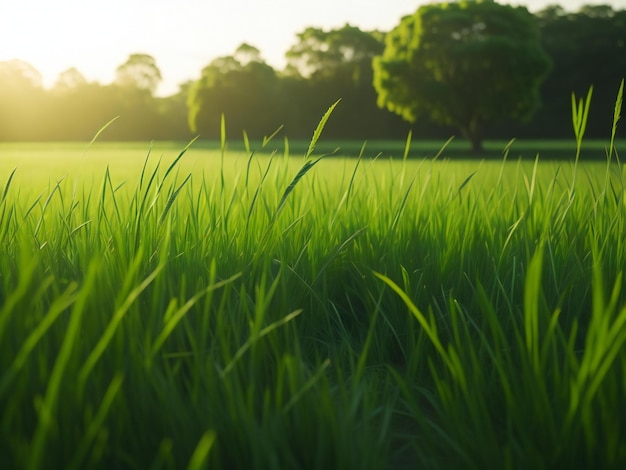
<box><xmin>0</xmin><ymin>2</ymin><xmax>132</xmax><ymax>88</ymax></box>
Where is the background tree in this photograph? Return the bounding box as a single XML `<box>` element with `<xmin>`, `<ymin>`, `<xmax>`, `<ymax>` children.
<box><xmin>530</xmin><ymin>4</ymin><xmax>626</xmax><ymax>138</ymax></box>
<box><xmin>115</xmin><ymin>53</ymin><xmax>162</xmax><ymax>95</ymax></box>
<box><xmin>187</xmin><ymin>44</ymin><xmax>280</xmax><ymax>139</ymax></box>
<box><xmin>53</xmin><ymin>67</ymin><xmax>88</xmax><ymax>91</ymax></box>
<box><xmin>373</xmin><ymin>0</ymin><xmax>551</xmax><ymax>152</ymax></box>
<box><xmin>0</xmin><ymin>60</ymin><xmax>46</xmax><ymax>140</ymax></box>
<box><xmin>3</xmin><ymin>4</ymin><xmax>625</xmax><ymax>144</ymax></box>
<box><xmin>155</xmin><ymin>81</ymin><xmax>194</xmax><ymax>140</ymax></box>
<box><xmin>44</xmin><ymin>83</ymin><xmax>124</xmax><ymax>140</ymax></box>
<box><xmin>107</xmin><ymin>54</ymin><xmax>162</xmax><ymax>139</ymax></box>
<box><xmin>284</xmin><ymin>24</ymin><xmax>408</xmax><ymax>139</ymax></box>
<box><xmin>0</xmin><ymin>59</ymin><xmax>43</xmax><ymax>88</ymax></box>
<box><xmin>286</xmin><ymin>24</ymin><xmax>383</xmax><ymax>79</ymax></box>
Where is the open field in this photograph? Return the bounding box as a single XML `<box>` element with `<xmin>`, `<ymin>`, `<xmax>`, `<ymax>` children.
<box><xmin>1</xmin><ymin>136</ymin><xmax>626</xmax><ymax>469</ymax></box>
<box><xmin>2</xmin><ymin>137</ymin><xmax>625</xmax><ymax>165</ymax></box>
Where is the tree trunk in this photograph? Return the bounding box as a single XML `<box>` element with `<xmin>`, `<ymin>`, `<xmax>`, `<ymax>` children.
<box><xmin>469</xmin><ymin>134</ymin><xmax>484</xmax><ymax>154</ymax></box>
<box><xmin>461</xmin><ymin>122</ymin><xmax>484</xmax><ymax>154</ymax></box>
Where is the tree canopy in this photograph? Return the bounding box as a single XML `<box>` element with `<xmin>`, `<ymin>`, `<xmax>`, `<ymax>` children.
<box><xmin>187</xmin><ymin>45</ymin><xmax>280</xmax><ymax>139</ymax></box>
<box><xmin>531</xmin><ymin>4</ymin><xmax>626</xmax><ymax>138</ymax></box>
<box><xmin>373</xmin><ymin>0</ymin><xmax>552</xmax><ymax>151</ymax></box>
<box><xmin>115</xmin><ymin>53</ymin><xmax>162</xmax><ymax>95</ymax></box>
<box><xmin>0</xmin><ymin>4</ymin><xmax>624</xmax><ymax>147</ymax></box>
<box><xmin>282</xmin><ymin>24</ymin><xmax>406</xmax><ymax>139</ymax></box>
<box><xmin>286</xmin><ymin>24</ymin><xmax>385</xmax><ymax>80</ymax></box>
<box><xmin>0</xmin><ymin>60</ymin><xmax>46</xmax><ymax>140</ymax></box>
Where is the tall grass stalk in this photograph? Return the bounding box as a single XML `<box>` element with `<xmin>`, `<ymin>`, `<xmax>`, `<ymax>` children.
<box><xmin>571</xmin><ymin>86</ymin><xmax>593</xmax><ymax>195</ymax></box>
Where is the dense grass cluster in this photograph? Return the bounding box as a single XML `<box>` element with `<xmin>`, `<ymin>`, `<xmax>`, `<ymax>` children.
<box><xmin>1</xmin><ymin>109</ymin><xmax>626</xmax><ymax>468</ymax></box>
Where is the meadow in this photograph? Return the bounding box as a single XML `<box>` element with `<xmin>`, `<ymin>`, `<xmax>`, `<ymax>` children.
<box><xmin>1</xmin><ymin>111</ymin><xmax>626</xmax><ymax>469</ymax></box>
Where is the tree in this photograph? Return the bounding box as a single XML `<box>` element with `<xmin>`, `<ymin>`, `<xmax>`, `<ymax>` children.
<box><xmin>53</xmin><ymin>67</ymin><xmax>88</xmax><ymax>92</ymax></box>
<box><xmin>115</xmin><ymin>53</ymin><xmax>162</xmax><ymax>95</ymax></box>
<box><xmin>373</xmin><ymin>0</ymin><xmax>551</xmax><ymax>152</ymax></box>
<box><xmin>532</xmin><ymin>4</ymin><xmax>626</xmax><ymax>138</ymax></box>
<box><xmin>284</xmin><ymin>24</ymin><xmax>407</xmax><ymax>139</ymax></box>
<box><xmin>187</xmin><ymin>44</ymin><xmax>280</xmax><ymax>139</ymax></box>
<box><xmin>286</xmin><ymin>25</ymin><xmax>384</xmax><ymax>80</ymax></box>
<box><xmin>0</xmin><ymin>60</ymin><xmax>45</xmax><ymax>140</ymax></box>
<box><xmin>234</xmin><ymin>42</ymin><xmax>265</xmax><ymax>66</ymax></box>
<box><xmin>0</xmin><ymin>59</ymin><xmax>42</xmax><ymax>89</ymax></box>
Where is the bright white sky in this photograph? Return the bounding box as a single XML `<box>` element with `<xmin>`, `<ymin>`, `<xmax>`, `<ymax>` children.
<box><xmin>1</xmin><ymin>0</ymin><xmax>625</xmax><ymax>96</ymax></box>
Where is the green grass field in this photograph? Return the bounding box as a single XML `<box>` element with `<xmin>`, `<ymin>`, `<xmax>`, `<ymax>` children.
<box><xmin>1</xmin><ymin>126</ymin><xmax>626</xmax><ymax>468</ymax></box>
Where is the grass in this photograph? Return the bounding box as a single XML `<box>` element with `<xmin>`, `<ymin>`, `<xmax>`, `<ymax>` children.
<box><xmin>1</xmin><ymin>100</ymin><xmax>626</xmax><ymax>468</ymax></box>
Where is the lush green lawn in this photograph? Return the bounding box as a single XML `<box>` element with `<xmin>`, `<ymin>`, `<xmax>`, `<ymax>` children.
<box><xmin>1</xmin><ymin>136</ymin><xmax>625</xmax><ymax>469</ymax></box>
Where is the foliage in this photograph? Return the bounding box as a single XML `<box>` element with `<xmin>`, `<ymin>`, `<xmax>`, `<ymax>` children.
<box><xmin>531</xmin><ymin>4</ymin><xmax>626</xmax><ymax>138</ymax></box>
<box><xmin>285</xmin><ymin>24</ymin><xmax>384</xmax><ymax>80</ymax></box>
<box><xmin>0</xmin><ymin>60</ymin><xmax>46</xmax><ymax>140</ymax></box>
<box><xmin>185</xmin><ymin>27</ymin><xmax>408</xmax><ymax>141</ymax></box>
<box><xmin>284</xmin><ymin>24</ymin><xmax>407</xmax><ymax>139</ymax></box>
<box><xmin>115</xmin><ymin>53</ymin><xmax>163</xmax><ymax>95</ymax></box>
<box><xmin>0</xmin><ymin>59</ymin><xmax>42</xmax><ymax>88</ymax></box>
<box><xmin>0</xmin><ymin>57</ymin><xmax>191</xmax><ymax>142</ymax></box>
<box><xmin>53</xmin><ymin>67</ymin><xmax>88</xmax><ymax>91</ymax></box>
<box><xmin>373</xmin><ymin>0</ymin><xmax>552</xmax><ymax>151</ymax></box>
<box><xmin>0</xmin><ymin>5</ymin><xmax>624</xmax><ymax>143</ymax></box>
<box><xmin>187</xmin><ymin>45</ymin><xmax>280</xmax><ymax>139</ymax></box>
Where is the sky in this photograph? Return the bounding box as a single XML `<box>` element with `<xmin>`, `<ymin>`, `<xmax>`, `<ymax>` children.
<box><xmin>1</xmin><ymin>0</ymin><xmax>625</xmax><ymax>96</ymax></box>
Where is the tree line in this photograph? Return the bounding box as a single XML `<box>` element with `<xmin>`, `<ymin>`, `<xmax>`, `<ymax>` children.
<box><xmin>0</xmin><ymin>2</ymin><xmax>624</xmax><ymax>146</ymax></box>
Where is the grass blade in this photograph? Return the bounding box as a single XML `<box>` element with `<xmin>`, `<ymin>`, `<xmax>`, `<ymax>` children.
<box><xmin>305</xmin><ymin>99</ymin><xmax>340</xmax><ymax>159</ymax></box>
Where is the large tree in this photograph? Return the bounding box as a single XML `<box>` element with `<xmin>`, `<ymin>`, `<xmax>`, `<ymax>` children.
<box><xmin>53</xmin><ymin>67</ymin><xmax>88</xmax><ymax>91</ymax></box>
<box><xmin>187</xmin><ymin>44</ymin><xmax>280</xmax><ymax>139</ymax></box>
<box><xmin>284</xmin><ymin>24</ymin><xmax>407</xmax><ymax>139</ymax></box>
<box><xmin>532</xmin><ymin>4</ymin><xmax>626</xmax><ymax>138</ymax></box>
<box><xmin>286</xmin><ymin>24</ymin><xmax>384</xmax><ymax>80</ymax></box>
<box><xmin>115</xmin><ymin>53</ymin><xmax>162</xmax><ymax>95</ymax></box>
<box><xmin>0</xmin><ymin>60</ymin><xmax>46</xmax><ymax>140</ymax></box>
<box><xmin>373</xmin><ymin>0</ymin><xmax>551</xmax><ymax>152</ymax></box>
